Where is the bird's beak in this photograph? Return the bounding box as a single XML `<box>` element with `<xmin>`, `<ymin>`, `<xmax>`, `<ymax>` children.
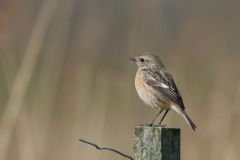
<box><xmin>129</xmin><ymin>57</ymin><xmax>137</xmax><ymax>61</ymax></box>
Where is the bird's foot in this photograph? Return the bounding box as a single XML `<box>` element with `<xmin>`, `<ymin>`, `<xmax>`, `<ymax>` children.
<box><xmin>138</xmin><ymin>123</ymin><xmax>166</xmax><ymax>127</ymax></box>
<box><xmin>152</xmin><ymin>124</ymin><xmax>167</xmax><ymax>127</ymax></box>
<box><xmin>138</xmin><ymin>123</ymin><xmax>153</xmax><ymax>127</ymax></box>
<box><xmin>145</xmin><ymin>123</ymin><xmax>153</xmax><ymax>126</ymax></box>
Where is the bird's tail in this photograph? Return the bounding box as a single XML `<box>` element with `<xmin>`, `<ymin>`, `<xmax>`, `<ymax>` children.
<box><xmin>181</xmin><ymin>110</ymin><xmax>197</xmax><ymax>131</ymax></box>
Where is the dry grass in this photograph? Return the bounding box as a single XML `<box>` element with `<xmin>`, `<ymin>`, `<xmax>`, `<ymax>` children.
<box><xmin>0</xmin><ymin>0</ymin><xmax>240</xmax><ymax>160</ymax></box>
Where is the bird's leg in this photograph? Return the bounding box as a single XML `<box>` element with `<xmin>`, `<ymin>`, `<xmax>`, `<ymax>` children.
<box><xmin>159</xmin><ymin>110</ymin><xmax>169</xmax><ymax>125</ymax></box>
<box><xmin>153</xmin><ymin>110</ymin><xmax>169</xmax><ymax>127</ymax></box>
<box><xmin>146</xmin><ymin>109</ymin><xmax>163</xmax><ymax>126</ymax></box>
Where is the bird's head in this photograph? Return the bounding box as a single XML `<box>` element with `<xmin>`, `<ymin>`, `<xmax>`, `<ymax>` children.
<box><xmin>129</xmin><ymin>52</ymin><xmax>163</xmax><ymax>69</ymax></box>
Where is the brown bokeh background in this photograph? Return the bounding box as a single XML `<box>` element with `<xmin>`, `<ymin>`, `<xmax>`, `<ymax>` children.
<box><xmin>0</xmin><ymin>0</ymin><xmax>240</xmax><ymax>160</ymax></box>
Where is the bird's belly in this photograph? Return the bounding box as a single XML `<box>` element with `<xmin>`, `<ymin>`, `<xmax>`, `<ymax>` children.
<box><xmin>135</xmin><ymin>72</ymin><xmax>169</xmax><ymax>110</ymax></box>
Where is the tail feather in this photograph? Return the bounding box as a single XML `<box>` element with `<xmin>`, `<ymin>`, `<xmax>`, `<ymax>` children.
<box><xmin>181</xmin><ymin>110</ymin><xmax>197</xmax><ymax>131</ymax></box>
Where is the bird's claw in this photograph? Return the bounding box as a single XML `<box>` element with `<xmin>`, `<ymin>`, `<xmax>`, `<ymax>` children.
<box><xmin>145</xmin><ymin>123</ymin><xmax>153</xmax><ymax>126</ymax></box>
<box><xmin>152</xmin><ymin>124</ymin><xmax>167</xmax><ymax>127</ymax></box>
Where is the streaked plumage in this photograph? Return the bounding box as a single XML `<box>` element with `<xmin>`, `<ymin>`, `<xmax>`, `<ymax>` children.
<box><xmin>129</xmin><ymin>52</ymin><xmax>197</xmax><ymax>131</ymax></box>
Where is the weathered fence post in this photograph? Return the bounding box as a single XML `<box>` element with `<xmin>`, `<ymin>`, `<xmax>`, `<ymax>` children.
<box><xmin>134</xmin><ymin>126</ymin><xmax>180</xmax><ymax>160</ymax></box>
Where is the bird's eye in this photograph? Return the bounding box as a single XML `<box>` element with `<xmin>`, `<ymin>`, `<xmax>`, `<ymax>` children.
<box><xmin>140</xmin><ymin>58</ymin><xmax>145</xmax><ymax>62</ymax></box>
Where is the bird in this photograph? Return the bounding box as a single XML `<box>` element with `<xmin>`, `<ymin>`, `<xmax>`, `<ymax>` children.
<box><xmin>129</xmin><ymin>52</ymin><xmax>197</xmax><ymax>131</ymax></box>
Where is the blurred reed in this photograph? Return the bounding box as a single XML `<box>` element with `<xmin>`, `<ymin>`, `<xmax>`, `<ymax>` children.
<box><xmin>0</xmin><ymin>0</ymin><xmax>59</xmax><ymax>159</ymax></box>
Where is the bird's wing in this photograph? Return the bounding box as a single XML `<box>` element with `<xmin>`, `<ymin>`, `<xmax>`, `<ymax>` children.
<box><xmin>142</xmin><ymin>68</ymin><xmax>185</xmax><ymax>110</ymax></box>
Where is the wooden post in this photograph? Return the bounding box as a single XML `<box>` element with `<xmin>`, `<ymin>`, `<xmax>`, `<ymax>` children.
<box><xmin>134</xmin><ymin>126</ymin><xmax>180</xmax><ymax>160</ymax></box>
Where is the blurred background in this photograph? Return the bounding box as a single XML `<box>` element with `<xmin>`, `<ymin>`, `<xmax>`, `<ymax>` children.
<box><xmin>0</xmin><ymin>0</ymin><xmax>240</xmax><ymax>160</ymax></box>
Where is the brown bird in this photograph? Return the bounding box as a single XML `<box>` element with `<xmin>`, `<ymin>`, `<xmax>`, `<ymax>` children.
<box><xmin>129</xmin><ymin>52</ymin><xmax>197</xmax><ymax>131</ymax></box>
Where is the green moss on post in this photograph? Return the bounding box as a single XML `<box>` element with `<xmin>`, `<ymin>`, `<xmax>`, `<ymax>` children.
<box><xmin>134</xmin><ymin>126</ymin><xmax>180</xmax><ymax>160</ymax></box>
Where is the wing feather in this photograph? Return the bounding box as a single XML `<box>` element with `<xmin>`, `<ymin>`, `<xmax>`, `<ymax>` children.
<box><xmin>142</xmin><ymin>68</ymin><xmax>185</xmax><ymax>110</ymax></box>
